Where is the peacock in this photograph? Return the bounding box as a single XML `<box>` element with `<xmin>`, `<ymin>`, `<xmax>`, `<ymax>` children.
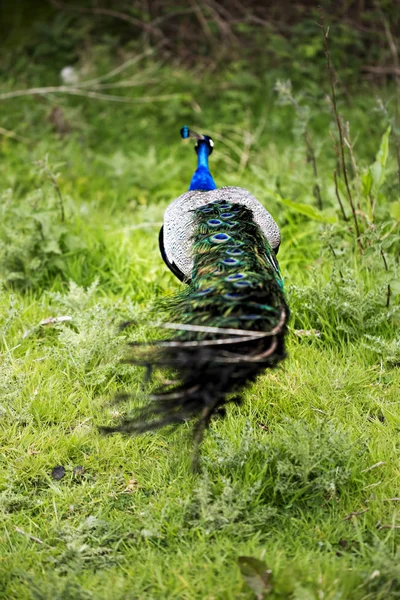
<box><xmin>103</xmin><ymin>127</ymin><xmax>289</xmax><ymax>460</ymax></box>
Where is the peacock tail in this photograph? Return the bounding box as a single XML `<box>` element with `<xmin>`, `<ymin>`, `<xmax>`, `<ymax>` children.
<box><xmin>102</xmin><ymin>127</ymin><xmax>289</xmax><ymax>461</ymax></box>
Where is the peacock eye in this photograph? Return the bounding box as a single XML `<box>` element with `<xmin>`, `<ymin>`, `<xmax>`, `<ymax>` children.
<box><xmin>207</xmin><ymin>218</ymin><xmax>222</xmax><ymax>226</ymax></box>
<box><xmin>209</xmin><ymin>139</ymin><xmax>214</xmax><ymax>147</ymax></box>
<box><xmin>226</xmin><ymin>248</ymin><xmax>243</xmax><ymax>255</ymax></box>
<box><xmin>222</xmin><ymin>258</ymin><xmax>239</xmax><ymax>265</ymax></box>
<box><xmin>234</xmin><ymin>280</ymin><xmax>251</xmax><ymax>288</ymax></box>
<box><xmin>223</xmin><ymin>291</ymin><xmax>247</xmax><ymax>300</ymax></box>
<box><xmin>226</xmin><ymin>273</ymin><xmax>245</xmax><ymax>281</ymax></box>
<box><xmin>195</xmin><ymin>287</ymin><xmax>213</xmax><ymax>296</ymax></box>
<box><xmin>210</xmin><ymin>233</ymin><xmax>231</xmax><ymax>243</ymax></box>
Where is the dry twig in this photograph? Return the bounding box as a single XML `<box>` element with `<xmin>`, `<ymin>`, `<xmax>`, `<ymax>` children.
<box><xmin>333</xmin><ymin>169</ymin><xmax>348</xmax><ymax>221</ymax></box>
<box><xmin>0</xmin><ymin>86</ymin><xmax>180</xmax><ymax>104</ymax></box>
<box><xmin>14</xmin><ymin>526</ymin><xmax>46</xmax><ymax>545</ymax></box>
<box><xmin>343</xmin><ymin>508</ymin><xmax>369</xmax><ymax>521</ymax></box>
<box><xmin>361</xmin><ymin>461</ymin><xmax>386</xmax><ymax>473</ymax></box>
<box><xmin>320</xmin><ymin>15</ymin><xmax>362</xmax><ymax>250</ymax></box>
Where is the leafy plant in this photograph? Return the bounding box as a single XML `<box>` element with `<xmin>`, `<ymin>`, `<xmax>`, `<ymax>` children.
<box><xmin>0</xmin><ymin>182</ymin><xmax>86</xmax><ymax>290</ymax></box>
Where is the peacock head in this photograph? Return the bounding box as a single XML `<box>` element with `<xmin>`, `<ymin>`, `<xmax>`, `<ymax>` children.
<box><xmin>180</xmin><ymin>126</ymin><xmax>214</xmax><ymax>156</ymax></box>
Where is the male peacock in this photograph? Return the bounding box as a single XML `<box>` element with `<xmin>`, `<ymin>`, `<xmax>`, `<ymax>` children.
<box><xmin>104</xmin><ymin>127</ymin><xmax>289</xmax><ymax>457</ymax></box>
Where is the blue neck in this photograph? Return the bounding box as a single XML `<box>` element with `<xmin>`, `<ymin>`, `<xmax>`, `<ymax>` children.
<box><xmin>189</xmin><ymin>143</ymin><xmax>217</xmax><ymax>191</ymax></box>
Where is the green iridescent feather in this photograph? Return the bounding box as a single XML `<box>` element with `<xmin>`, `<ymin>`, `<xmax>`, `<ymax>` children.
<box><xmin>102</xmin><ymin>199</ymin><xmax>288</xmax><ymax>462</ymax></box>
<box><xmin>175</xmin><ymin>201</ymin><xmax>285</xmax><ymax>334</ymax></box>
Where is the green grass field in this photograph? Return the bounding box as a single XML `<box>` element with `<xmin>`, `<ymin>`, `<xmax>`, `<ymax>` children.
<box><xmin>1</xmin><ymin>34</ymin><xmax>400</xmax><ymax>599</ymax></box>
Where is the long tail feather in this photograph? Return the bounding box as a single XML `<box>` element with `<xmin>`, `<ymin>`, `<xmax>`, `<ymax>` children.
<box><xmin>102</xmin><ymin>200</ymin><xmax>289</xmax><ymax>458</ymax></box>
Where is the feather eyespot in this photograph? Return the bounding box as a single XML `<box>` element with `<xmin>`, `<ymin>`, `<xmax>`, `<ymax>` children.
<box><xmin>210</xmin><ymin>233</ymin><xmax>231</xmax><ymax>243</ymax></box>
<box><xmin>222</xmin><ymin>257</ymin><xmax>240</xmax><ymax>265</ymax></box>
<box><xmin>220</xmin><ymin>212</ymin><xmax>234</xmax><ymax>218</ymax></box>
<box><xmin>233</xmin><ymin>280</ymin><xmax>252</xmax><ymax>288</ymax></box>
<box><xmin>223</xmin><ymin>291</ymin><xmax>247</xmax><ymax>300</ymax></box>
<box><xmin>195</xmin><ymin>287</ymin><xmax>213</xmax><ymax>296</ymax></box>
<box><xmin>207</xmin><ymin>218</ymin><xmax>222</xmax><ymax>226</ymax></box>
<box><xmin>218</xmin><ymin>203</ymin><xmax>231</xmax><ymax>209</ymax></box>
<box><xmin>226</xmin><ymin>248</ymin><xmax>243</xmax><ymax>255</ymax></box>
<box><xmin>226</xmin><ymin>273</ymin><xmax>245</xmax><ymax>281</ymax></box>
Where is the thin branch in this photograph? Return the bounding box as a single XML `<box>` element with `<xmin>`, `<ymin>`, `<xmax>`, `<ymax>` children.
<box><xmin>304</xmin><ymin>129</ymin><xmax>323</xmax><ymax>209</ymax></box>
<box><xmin>328</xmin><ymin>242</ymin><xmax>344</xmax><ymax>280</ymax></box>
<box><xmin>311</xmin><ymin>406</ymin><xmax>328</xmax><ymax>414</ymax></box>
<box><xmin>333</xmin><ymin>169</ymin><xmax>348</xmax><ymax>221</ymax></box>
<box><xmin>151</xmin><ymin>7</ymin><xmax>198</xmax><ymax>27</ymax></box>
<box><xmin>49</xmin><ymin>0</ymin><xmax>164</xmax><ymax>38</ymax></box>
<box><xmin>376</xmin><ymin>4</ymin><xmax>400</xmax><ymax>193</ymax></box>
<box><xmin>343</xmin><ymin>508</ymin><xmax>369</xmax><ymax>521</ymax></box>
<box><xmin>363</xmin><ymin>65</ymin><xmax>400</xmax><ymax>77</ymax></box>
<box><xmin>78</xmin><ymin>45</ymin><xmax>162</xmax><ymax>88</ymax></box>
<box><xmin>320</xmin><ymin>15</ymin><xmax>362</xmax><ymax>250</ymax></box>
<box><xmin>381</xmin><ymin>220</ymin><xmax>399</xmax><ymax>240</ymax></box>
<box><xmin>344</xmin><ymin>122</ymin><xmax>362</xmax><ymax>213</ymax></box>
<box><xmin>363</xmin><ymin>481</ymin><xmax>382</xmax><ymax>490</ymax></box>
<box><xmin>40</xmin><ymin>316</ymin><xmax>72</xmax><ymax>326</ymax></box>
<box><xmin>89</xmin><ymin>78</ymin><xmax>158</xmax><ymax>90</ymax></box>
<box><xmin>380</xmin><ymin>247</ymin><xmax>391</xmax><ymax>308</ymax></box>
<box><xmin>361</xmin><ymin>461</ymin><xmax>386</xmax><ymax>473</ymax></box>
<box><xmin>376</xmin><ymin>3</ymin><xmax>400</xmax><ymax>88</ymax></box>
<box><xmin>14</xmin><ymin>526</ymin><xmax>46</xmax><ymax>545</ymax></box>
<box><xmin>190</xmin><ymin>0</ymin><xmax>214</xmax><ymax>40</ymax></box>
<box><xmin>0</xmin><ymin>86</ymin><xmax>181</xmax><ymax>104</ymax></box>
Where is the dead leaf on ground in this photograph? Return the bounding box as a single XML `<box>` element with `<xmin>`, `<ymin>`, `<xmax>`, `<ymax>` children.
<box><xmin>124</xmin><ymin>476</ymin><xmax>138</xmax><ymax>493</ymax></box>
<box><xmin>238</xmin><ymin>556</ymin><xmax>273</xmax><ymax>599</ymax></box>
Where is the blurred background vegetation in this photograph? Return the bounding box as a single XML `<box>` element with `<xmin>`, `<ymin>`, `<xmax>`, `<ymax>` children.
<box><xmin>2</xmin><ymin>0</ymin><xmax>400</xmax><ymax>77</ymax></box>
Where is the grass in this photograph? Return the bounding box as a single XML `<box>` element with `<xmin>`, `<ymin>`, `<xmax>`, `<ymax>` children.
<box><xmin>0</xmin><ymin>37</ymin><xmax>400</xmax><ymax>598</ymax></box>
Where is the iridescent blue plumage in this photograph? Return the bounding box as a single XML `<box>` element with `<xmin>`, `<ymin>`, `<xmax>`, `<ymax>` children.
<box><xmin>180</xmin><ymin>126</ymin><xmax>217</xmax><ymax>191</ymax></box>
